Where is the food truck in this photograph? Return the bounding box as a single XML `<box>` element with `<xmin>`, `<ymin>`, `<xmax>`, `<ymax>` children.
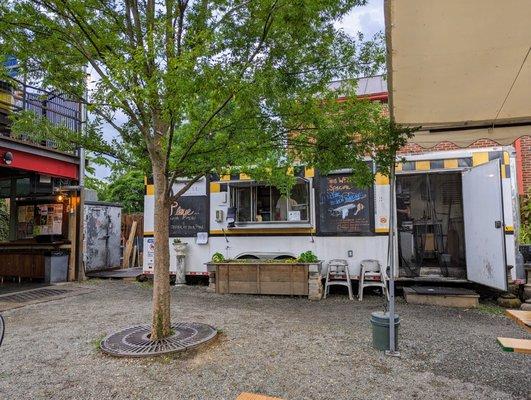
<box><xmin>143</xmin><ymin>145</ymin><xmax>520</xmax><ymax>291</ymax></box>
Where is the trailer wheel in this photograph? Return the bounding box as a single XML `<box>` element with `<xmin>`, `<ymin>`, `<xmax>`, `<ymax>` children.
<box><xmin>170</xmin><ymin>276</ymin><xmax>177</xmax><ymax>286</ymax></box>
<box><xmin>136</xmin><ymin>274</ymin><xmax>148</xmax><ymax>282</ymax></box>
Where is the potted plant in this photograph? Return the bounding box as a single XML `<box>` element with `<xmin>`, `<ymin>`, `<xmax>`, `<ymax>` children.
<box><xmin>519</xmin><ymin>190</ymin><xmax>531</xmax><ymax>262</ymax></box>
<box><xmin>297</xmin><ymin>250</ymin><xmax>322</xmax><ymax>274</ymax></box>
<box><xmin>211</xmin><ymin>252</ymin><xmax>225</xmax><ymax>263</ymax></box>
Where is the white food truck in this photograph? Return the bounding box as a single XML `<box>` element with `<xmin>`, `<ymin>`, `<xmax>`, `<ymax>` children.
<box><xmin>143</xmin><ymin>145</ymin><xmax>521</xmax><ymax>291</ymax></box>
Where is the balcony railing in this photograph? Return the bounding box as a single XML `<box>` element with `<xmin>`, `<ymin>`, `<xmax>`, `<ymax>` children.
<box><xmin>0</xmin><ymin>79</ymin><xmax>81</xmax><ymax>154</ymax></box>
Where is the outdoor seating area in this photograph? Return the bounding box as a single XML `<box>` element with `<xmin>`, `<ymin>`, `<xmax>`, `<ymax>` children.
<box><xmin>0</xmin><ymin>280</ymin><xmax>528</xmax><ymax>399</ymax></box>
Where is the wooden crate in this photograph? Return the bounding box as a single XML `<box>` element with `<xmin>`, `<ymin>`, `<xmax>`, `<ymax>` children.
<box><xmin>215</xmin><ymin>263</ymin><xmax>309</xmax><ymax>296</ymax></box>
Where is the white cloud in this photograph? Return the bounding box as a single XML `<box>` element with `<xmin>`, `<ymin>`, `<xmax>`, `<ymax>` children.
<box><xmin>336</xmin><ymin>0</ymin><xmax>384</xmax><ymax>39</ymax></box>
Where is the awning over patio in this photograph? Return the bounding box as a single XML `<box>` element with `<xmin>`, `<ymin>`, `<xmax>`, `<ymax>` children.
<box><xmin>385</xmin><ymin>0</ymin><xmax>531</xmax><ymax>147</ymax></box>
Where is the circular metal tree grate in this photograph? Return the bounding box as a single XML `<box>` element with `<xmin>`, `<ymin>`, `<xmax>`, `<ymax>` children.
<box><xmin>100</xmin><ymin>322</ymin><xmax>217</xmax><ymax>357</ymax></box>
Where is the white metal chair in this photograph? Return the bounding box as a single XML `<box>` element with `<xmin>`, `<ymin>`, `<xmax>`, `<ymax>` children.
<box><xmin>358</xmin><ymin>259</ymin><xmax>389</xmax><ymax>301</ymax></box>
<box><xmin>324</xmin><ymin>259</ymin><xmax>354</xmax><ymax>300</ymax></box>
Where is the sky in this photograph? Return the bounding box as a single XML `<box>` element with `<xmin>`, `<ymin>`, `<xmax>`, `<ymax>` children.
<box><xmin>93</xmin><ymin>0</ymin><xmax>385</xmax><ymax>179</ymax></box>
<box><xmin>337</xmin><ymin>0</ymin><xmax>384</xmax><ymax>40</ymax></box>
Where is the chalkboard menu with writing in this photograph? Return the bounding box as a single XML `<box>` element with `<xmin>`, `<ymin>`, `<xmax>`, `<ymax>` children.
<box><xmin>169</xmin><ymin>196</ymin><xmax>208</xmax><ymax>237</ymax></box>
<box><xmin>317</xmin><ymin>173</ymin><xmax>373</xmax><ymax>235</ymax></box>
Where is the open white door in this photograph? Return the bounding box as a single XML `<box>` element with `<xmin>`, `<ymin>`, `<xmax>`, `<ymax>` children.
<box><xmin>462</xmin><ymin>160</ymin><xmax>507</xmax><ymax>291</ymax></box>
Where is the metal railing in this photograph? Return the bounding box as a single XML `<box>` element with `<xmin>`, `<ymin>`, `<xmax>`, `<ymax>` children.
<box><xmin>0</xmin><ymin>79</ymin><xmax>81</xmax><ymax>154</ymax></box>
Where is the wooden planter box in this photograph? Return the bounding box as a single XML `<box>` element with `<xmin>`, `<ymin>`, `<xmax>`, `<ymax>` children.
<box><xmin>208</xmin><ymin>262</ymin><xmax>317</xmax><ymax>296</ymax></box>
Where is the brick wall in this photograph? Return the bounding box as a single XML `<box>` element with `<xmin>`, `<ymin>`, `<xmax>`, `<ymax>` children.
<box><xmin>517</xmin><ymin>136</ymin><xmax>531</xmax><ymax>194</ymax></box>
<box><xmin>398</xmin><ymin>138</ymin><xmax>500</xmax><ymax>155</ymax></box>
<box><xmin>397</xmin><ymin>136</ymin><xmax>531</xmax><ymax>194</ymax></box>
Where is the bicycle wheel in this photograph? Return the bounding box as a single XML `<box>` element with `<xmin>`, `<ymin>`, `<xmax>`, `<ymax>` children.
<box><xmin>0</xmin><ymin>314</ymin><xmax>4</xmax><ymax>347</ymax></box>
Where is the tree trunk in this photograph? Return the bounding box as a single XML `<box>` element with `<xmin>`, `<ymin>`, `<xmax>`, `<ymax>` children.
<box><xmin>150</xmin><ymin>165</ymin><xmax>172</xmax><ymax>340</ymax></box>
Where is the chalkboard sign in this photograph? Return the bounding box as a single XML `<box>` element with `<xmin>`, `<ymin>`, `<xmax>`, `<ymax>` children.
<box><xmin>169</xmin><ymin>196</ymin><xmax>208</xmax><ymax>237</ymax></box>
<box><xmin>317</xmin><ymin>173</ymin><xmax>373</xmax><ymax>235</ymax></box>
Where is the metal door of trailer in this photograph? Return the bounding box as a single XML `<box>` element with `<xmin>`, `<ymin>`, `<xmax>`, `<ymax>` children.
<box><xmin>462</xmin><ymin>160</ymin><xmax>507</xmax><ymax>291</ymax></box>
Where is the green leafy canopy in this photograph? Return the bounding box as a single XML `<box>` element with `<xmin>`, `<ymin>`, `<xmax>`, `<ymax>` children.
<box><xmin>0</xmin><ymin>0</ymin><xmax>415</xmax><ymax>340</ymax></box>
<box><xmin>0</xmin><ymin>0</ymin><xmax>411</xmax><ymax>198</ymax></box>
<box><xmin>86</xmin><ymin>169</ymin><xmax>145</xmax><ymax>214</ymax></box>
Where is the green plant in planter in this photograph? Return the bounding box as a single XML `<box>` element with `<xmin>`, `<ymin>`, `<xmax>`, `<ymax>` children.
<box><xmin>211</xmin><ymin>252</ymin><xmax>225</xmax><ymax>263</ymax></box>
<box><xmin>519</xmin><ymin>189</ymin><xmax>531</xmax><ymax>243</ymax></box>
<box><xmin>297</xmin><ymin>251</ymin><xmax>318</xmax><ymax>263</ymax></box>
<box><xmin>281</xmin><ymin>258</ymin><xmax>297</xmax><ymax>264</ymax></box>
<box><xmin>519</xmin><ymin>224</ymin><xmax>531</xmax><ymax>244</ymax></box>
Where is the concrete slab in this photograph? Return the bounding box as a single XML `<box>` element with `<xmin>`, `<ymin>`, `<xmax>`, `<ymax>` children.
<box><xmin>85</xmin><ymin>267</ymin><xmax>143</xmax><ymax>279</ymax></box>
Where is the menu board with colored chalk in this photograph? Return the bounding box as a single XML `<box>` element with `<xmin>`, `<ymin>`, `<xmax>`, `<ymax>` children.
<box><xmin>317</xmin><ymin>174</ymin><xmax>373</xmax><ymax>235</ymax></box>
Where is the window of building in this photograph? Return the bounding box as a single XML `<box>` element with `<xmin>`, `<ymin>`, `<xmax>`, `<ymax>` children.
<box><xmin>0</xmin><ymin>179</ymin><xmax>10</xmax><ymax>197</ymax></box>
<box><xmin>229</xmin><ymin>179</ymin><xmax>310</xmax><ymax>223</ymax></box>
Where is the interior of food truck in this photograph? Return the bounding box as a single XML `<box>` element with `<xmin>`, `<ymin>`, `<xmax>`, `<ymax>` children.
<box><xmin>396</xmin><ymin>172</ymin><xmax>467</xmax><ymax>279</ymax></box>
<box><xmin>229</xmin><ymin>178</ymin><xmax>310</xmax><ymax>224</ymax></box>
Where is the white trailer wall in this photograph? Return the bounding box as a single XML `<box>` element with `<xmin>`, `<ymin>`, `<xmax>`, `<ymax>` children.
<box><xmin>143</xmin><ymin>147</ymin><xmax>519</xmax><ymax>283</ymax></box>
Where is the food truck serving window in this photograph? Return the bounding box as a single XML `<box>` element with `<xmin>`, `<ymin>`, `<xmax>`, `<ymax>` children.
<box><xmin>229</xmin><ymin>179</ymin><xmax>310</xmax><ymax>223</ymax></box>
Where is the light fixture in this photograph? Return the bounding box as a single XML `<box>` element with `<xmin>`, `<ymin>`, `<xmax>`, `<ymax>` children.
<box><xmin>2</xmin><ymin>151</ymin><xmax>13</xmax><ymax>165</ymax></box>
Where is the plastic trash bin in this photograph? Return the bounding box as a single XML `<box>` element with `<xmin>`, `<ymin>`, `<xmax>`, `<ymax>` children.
<box><xmin>44</xmin><ymin>250</ymin><xmax>69</xmax><ymax>283</ymax></box>
<box><xmin>370</xmin><ymin>311</ymin><xmax>400</xmax><ymax>351</ymax></box>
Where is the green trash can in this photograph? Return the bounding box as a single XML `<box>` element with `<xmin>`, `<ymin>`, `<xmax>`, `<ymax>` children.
<box><xmin>370</xmin><ymin>311</ymin><xmax>400</xmax><ymax>351</ymax></box>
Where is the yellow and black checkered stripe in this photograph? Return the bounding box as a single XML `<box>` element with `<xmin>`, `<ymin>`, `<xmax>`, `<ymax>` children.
<box><xmin>145</xmin><ymin>151</ymin><xmax>512</xmax><ymax>194</ymax></box>
<box><xmin>396</xmin><ymin>157</ymin><xmax>473</xmax><ymax>173</ymax></box>
<box><xmin>209</xmin><ymin>167</ymin><xmax>315</xmax><ymax>193</ymax></box>
<box><xmin>471</xmin><ymin>151</ymin><xmax>511</xmax><ymax>178</ymax></box>
<box><xmin>393</xmin><ymin>151</ymin><xmax>510</xmax><ymax>177</ymax></box>
<box><xmin>144</xmin><ymin>176</ymin><xmax>154</xmax><ymax>195</ymax></box>
<box><xmin>143</xmin><ymin>170</ymin><xmax>313</xmax><ymax>194</ymax></box>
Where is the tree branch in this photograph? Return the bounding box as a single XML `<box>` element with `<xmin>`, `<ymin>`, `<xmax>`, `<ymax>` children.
<box><xmin>169</xmin><ymin>173</ymin><xmax>204</xmax><ymax>202</ymax></box>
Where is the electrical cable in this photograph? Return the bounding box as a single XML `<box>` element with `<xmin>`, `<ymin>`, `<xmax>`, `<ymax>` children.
<box><xmin>492</xmin><ymin>46</ymin><xmax>531</xmax><ymax>128</ymax></box>
<box><xmin>0</xmin><ymin>314</ymin><xmax>4</xmax><ymax>347</ymax></box>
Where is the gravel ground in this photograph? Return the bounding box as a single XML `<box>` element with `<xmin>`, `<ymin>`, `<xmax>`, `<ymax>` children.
<box><xmin>0</xmin><ymin>280</ymin><xmax>529</xmax><ymax>400</ymax></box>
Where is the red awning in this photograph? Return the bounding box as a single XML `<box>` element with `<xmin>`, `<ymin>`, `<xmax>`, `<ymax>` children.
<box><xmin>0</xmin><ymin>138</ymin><xmax>79</xmax><ymax>180</ymax></box>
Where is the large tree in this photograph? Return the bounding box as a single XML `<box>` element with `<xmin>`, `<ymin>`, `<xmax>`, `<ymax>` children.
<box><xmin>87</xmin><ymin>169</ymin><xmax>145</xmax><ymax>214</ymax></box>
<box><xmin>0</xmin><ymin>0</ymin><xmax>409</xmax><ymax>339</ymax></box>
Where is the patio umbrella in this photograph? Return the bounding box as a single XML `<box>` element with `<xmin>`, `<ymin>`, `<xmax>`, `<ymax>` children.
<box><xmin>384</xmin><ymin>0</ymin><xmax>531</xmax><ymax>354</ymax></box>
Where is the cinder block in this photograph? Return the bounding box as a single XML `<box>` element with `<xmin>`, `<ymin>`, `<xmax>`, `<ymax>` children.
<box><xmin>308</xmin><ymin>264</ymin><xmax>320</xmax><ymax>273</ymax></box>
<box><xmin>308</xmin><ymin>292</ymin><xmax>323</xmax><ymax>301</ymax></box>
